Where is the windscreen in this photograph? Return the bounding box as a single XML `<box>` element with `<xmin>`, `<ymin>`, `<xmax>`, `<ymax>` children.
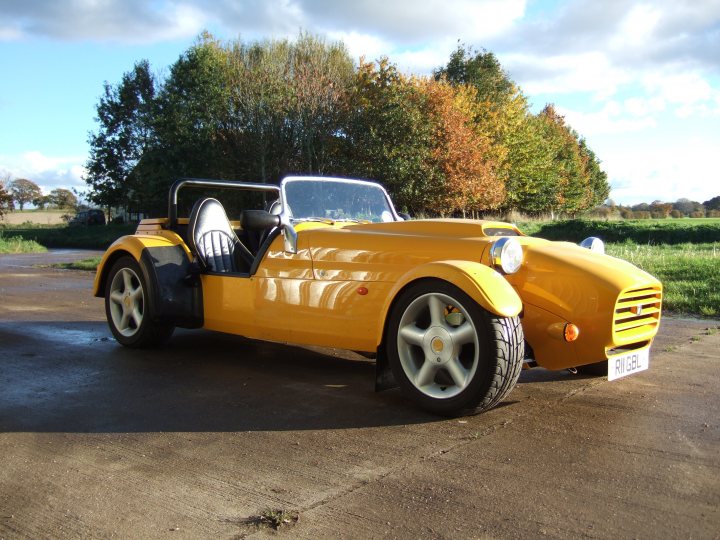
<box><xmin>283</xmin><ymin>179</ymin><xmax>396</xmax><ymax>223</ymax></box>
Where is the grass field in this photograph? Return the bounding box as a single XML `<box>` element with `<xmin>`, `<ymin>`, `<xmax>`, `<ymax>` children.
<box><xmin>607</xmin><ymin>242</ymin><xmax>719</xmax><ymax>317</ymax></box>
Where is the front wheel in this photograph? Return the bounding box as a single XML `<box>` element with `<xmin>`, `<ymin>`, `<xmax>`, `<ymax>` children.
<box><xmin>387</xmin><ymin>279</ymin><xmax>524</xmax><ymax>416</ymax></box>
<box><xmin>105</xmin><ymin>256</ymin><xmax>174</xmax><ymax>348</ymax></box>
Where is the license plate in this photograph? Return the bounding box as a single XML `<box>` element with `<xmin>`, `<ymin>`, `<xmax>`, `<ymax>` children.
<box><xmin>607</xmin><ymin>347</ymin><xmax>650</xmax><ymax>381</ymax></box>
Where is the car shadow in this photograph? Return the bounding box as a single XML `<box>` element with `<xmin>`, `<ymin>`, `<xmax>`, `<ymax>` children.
<box><xmin>518</xmin><ymin>367</ymin><xmax>583</xmax><ymax>384</ymax></box>
<box><xmin>0</xmin><ymin>321</ymin><xmax>439</xmax><ymax>433</ymax></box>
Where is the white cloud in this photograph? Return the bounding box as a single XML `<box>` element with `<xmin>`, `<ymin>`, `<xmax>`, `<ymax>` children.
<box><xmin>557</xmin><ymin>102</ymin><xmax>657</xmax><ymax>136</ymax></box>
<box><xmin>0</xmin><ymin>0</ymin><xmax>208</xmax><ymax>44</ymax></box>
<box><xmin>0</xmin><ymin>152</ymin><xmax>86</xmax><ymax>193</ymax></box>
<box><xmin>612</xmin><ymin>3</ymin><xmax>662</xmax><ymax>49</ymax></box>
<box><xmin>1</xmin><ymin>0</ymin><xmax>526</xmax><ymax>47</ymax></box>
<box><xmin>505</xmin><ymin>52</ymin><xmax>630</xmax><ymax>100</ymax></box>
<box><xmin>0</xmin><ymin>24</ymin><xmax>21</xmax><ymax>40</ymax></box>
<box><xmin>623</xmin><ymin>96</ymin><xmax>666</xmax><ymax>117</ymax></box>
<box><xmin>293</xmin><ymin>0</ymin><xmax>526</xmax><ymax>44</ymax></box>
<box><xmin>324</xmin><ymin>30</ymin><xmax>389</xmax><ymax>63</ymax></box>
<box><xmin>643</xmin><ymin>71</ymin><xmax>713</xmax><ymax>105</ymax></box>
<box><xmin>593</xmin><ymin>131</ymin><xmax>720</xmax><ymax>205</ymax></box>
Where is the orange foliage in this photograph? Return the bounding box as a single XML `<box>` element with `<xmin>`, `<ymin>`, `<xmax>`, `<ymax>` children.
<box><xmin>417</xmin><ymin>79</ymin><xmax>504</xmax><ymax>215</ymax></box>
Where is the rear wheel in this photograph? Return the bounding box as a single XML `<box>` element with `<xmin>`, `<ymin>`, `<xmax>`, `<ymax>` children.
<box><xmin>105</xmin><ymin>256</ymin><xmax>174</xmax><ymax>348</ymax></box>
<box><xmin>387</xmin><ymin>279</ymin><xmax>524</xmax><ymax>416</ymax></box>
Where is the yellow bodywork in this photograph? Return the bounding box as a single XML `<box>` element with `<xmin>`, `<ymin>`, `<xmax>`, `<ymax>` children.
<box><xmin>195</xmin><ymin>220</ymin><xmax>522</xmax><ymax>352</ymax></box>
<box><xmin>92</xmin><ymin>222</ymin><xmax>190</xmax><ymax>296</ymax></box>
<box><xmin>95</xmin><ymin>217</ymin><xmax>662</xmax><ymax>371</ymax></box>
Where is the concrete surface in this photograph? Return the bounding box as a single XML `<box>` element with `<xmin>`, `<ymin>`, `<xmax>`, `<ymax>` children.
<box><xmin>0</xmin><ymin>251</ymin><xmax>718</xmax><ymax>539</ymax></box>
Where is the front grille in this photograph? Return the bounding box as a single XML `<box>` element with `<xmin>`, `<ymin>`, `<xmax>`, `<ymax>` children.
<box><xmin>613</xmin><ymin>286</ymin><xmax>662</xmax><ymax>342</ymax></box>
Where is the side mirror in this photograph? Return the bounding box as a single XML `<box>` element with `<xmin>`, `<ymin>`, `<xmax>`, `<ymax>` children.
<box><xmin>398</xmin><ymin>212</ymin><xmax>411</xmax><ymax>221</ymax></box>
<box><xmin>273</xmin><ymin>208</ymin><xmax>297</xmax><ymax>255</ymax></box>
<box><xmin>283</xmin><ymin>223</ymin><xmax>298</xmax><ymax>254</ymax></box>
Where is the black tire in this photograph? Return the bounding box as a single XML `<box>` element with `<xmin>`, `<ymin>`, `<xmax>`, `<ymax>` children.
<box><xmin>104</xmin><ymin>255</ymin><xmax>174</xmax><ymax>348</ymax></box>
<box><xmin>386</xmin><ymin>279</ymin><xmax>524</xmax><ymax>416</ymax></box>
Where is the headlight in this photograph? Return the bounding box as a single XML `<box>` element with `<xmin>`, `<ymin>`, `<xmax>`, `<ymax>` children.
<box><xmin>491</xmin><ymin>237</ymin><xmax>523</xmax><ymax>274</ymax></box>
<box><xmin>580</xmin><ymin>236</ymin><xmax>605</xmax><ymax>254</ymax></box>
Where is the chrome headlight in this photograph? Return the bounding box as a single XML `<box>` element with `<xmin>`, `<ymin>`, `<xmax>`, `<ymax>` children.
<box><xmin>491</xmin><ymin>237</ymin><xmax>523</xmax><ymax>274</ymax></box>
<box><xmin>580</xmin><ymin>236</ymin><xmax>605</xmax><ymax>254</ymax></box>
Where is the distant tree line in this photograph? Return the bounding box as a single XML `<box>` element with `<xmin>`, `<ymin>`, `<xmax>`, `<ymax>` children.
<box><xmin>85</xmin><ymin>32</ymin><xmax>610</xmax><ymax>218</ymax></box>
<box><xmin>589</xmin><ymin>196</ymin><xmax>720</xmax><ymax>219</ymax></box>
<box><xmin>0</xmin><ymin>176</ymin><xmax>78</xmax><ymax>216</ymax></box>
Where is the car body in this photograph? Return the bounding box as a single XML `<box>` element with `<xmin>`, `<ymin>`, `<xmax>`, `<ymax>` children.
<box><xmin>70</xmin><ymin>209</ymin><xmax>106</xmax><ymax>226</ymax></box>
<box><xmin>93</xmin><ymin>176</ymin><xmax>663</xmax><ymax>415</ymax></box>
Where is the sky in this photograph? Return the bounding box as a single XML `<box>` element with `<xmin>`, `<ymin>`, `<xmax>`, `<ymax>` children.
<box><xmin>1</xmin><ymin>0</ymin><xmax>719</xmax><ymax>206</ymax></box>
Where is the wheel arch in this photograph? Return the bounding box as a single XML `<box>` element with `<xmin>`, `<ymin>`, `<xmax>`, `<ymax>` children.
<box><xmin>375</xmin><ymin>260</ymin><xmax>522</xmax><ymax>349</ymax></box>
<box><xmin>373</xmin><ymin>261</ymin><xmax>522</xmax><ymax>392</ymax></box>
<box><xmin>93</xmin><ymin>235</ymin><xmax>180</xmax><ymax>297</ymax></box>
<box><xmin>94</xmin><ymin>235</ymin><xmax>203</xmax><ymax>329</ymax></box>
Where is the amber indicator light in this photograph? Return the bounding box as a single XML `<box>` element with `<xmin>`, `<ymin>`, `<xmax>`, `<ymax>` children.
<box><xmin>564</xmin><ymin>323</ymin><xmax>580</xmax><ymax>342</ymax></box>
<box><xmin>357</xmin><ymin>286</ymin><xmax>369</xmax><ymax>296</ymax></box>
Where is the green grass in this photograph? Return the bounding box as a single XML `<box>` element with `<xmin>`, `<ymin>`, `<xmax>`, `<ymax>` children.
<box><xmin>607</xmin><ymin>242</ymin><xmax>720</xmax><ymax>317</ymax></box>
<box><xmin>0</xmin><ymin>232</ymin><xmax>47</xmax><ymax>254</ymax></box>
<box><xmin>49</xmin><ymin>257</ymin><xmax>102</xmax><ymax>271</ymax></box>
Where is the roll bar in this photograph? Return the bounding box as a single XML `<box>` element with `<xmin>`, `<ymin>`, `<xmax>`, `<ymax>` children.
<box><xmin>168</xmin><ymin>177</ymin><xmax>280</xmax><ymax>228</ymax></box>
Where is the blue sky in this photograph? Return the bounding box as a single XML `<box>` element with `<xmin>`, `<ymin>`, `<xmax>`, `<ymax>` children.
<box><xmin>1</xmin><ymin>0</ymin><xmax>719</xmax><ymax>205</ymax></box>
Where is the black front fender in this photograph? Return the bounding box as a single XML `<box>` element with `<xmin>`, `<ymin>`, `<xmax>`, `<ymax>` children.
<box><xmin>140</xmin><ymin>245</ymin><xmax>203</xmax><ymax>329</ymax></box>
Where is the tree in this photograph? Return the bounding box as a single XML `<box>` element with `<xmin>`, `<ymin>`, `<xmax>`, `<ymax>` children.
<box><xmin>0</xmin><ymin>183</ymin><xmax>14</xmax><ymax>217</ymax></box>
<box><xmin>222</xmin><ymin>32</ymin><xmax>354</xmax><ymax>182</ymax></box>
<box><xmin>85</xmin><ymin>59</ymin><xmax>157</xmax><ymax>213</ymax></box>
<box><xmin>674</xmin><ymin>198</ymin><xmax>694</xmax><ymax>216</ymax></box>
<box><xmin>649</xmin><ymin>200</ymin><xmax>673</xmax><ymax>218</ymax></box>
<box><xmin>436</xmin><ymin>45</ymin><xmax>608</xmax><ymax>217</ymax></box>
<box><xmin>702</xmin><ymin>196</ymin><xmax>720</xmax><ymax>211</ymax></box>
<box><xmin>578</xmin><ymin>139</ymin><xmax>610</xmax><ymax>210</ymax></box>
<box><xmin>32</xmin><ymin>195</ymin><xmax>50</xmax><ymax>209</ymax></box>
<box><xmin>48</xmin><ymin>188</ymin><xmax>78</xmax><ymax>209</ymax></box>
<box><xmin>435</xmin><ymin>45</ymin><xmax>515</xmax><ymax>105</ymax></box>
<box><xmin>346</xmin><ymin>58</ymin><xmax>436</xmax><ymax>213</ymax></box>
<box><xmin>9</xmin><ymin>178</ymin><xmax>42</xmax><ymax>211</ymax></box>
<box><xmin>419</xmin><ymin>78</ymin><xmax>503</xmax><ymax>215</ymax></box>
<box><xmin>436</xmin><ymin>45</ymin><xmax>523</xmax><ymax>208</ymax></box>
<box><xmin>83</xmin><ymin>33</ymin><xmax>611</xmax><ymax>219</ymax></box>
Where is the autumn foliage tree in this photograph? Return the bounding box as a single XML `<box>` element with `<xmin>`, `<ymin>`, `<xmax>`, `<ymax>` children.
<box><xmin>346</xmin><ymin>58</ymin><xmax>436</xmax><ymax>213</ymax></box>
<box><xmin>420</xmin><ymin>79</ymin><xmax>503</xmax><ymax>216</ymax></box>
<box><xmin>85</xmin><ymin>33</ymin><xmax>610</xmax><ymax>220</ymax></box>
<box><xmin>49</xmin><ymin>188</ymin><xmax>78</xmax><ymax>209</ymax></box>
<box><xmin>0</xmin><ymin>182</ymin><xmax>14</xmax><ymax>217</ymax></box>
<box><xmin>436</xmin><ymin>45</ymin><xmax>610</xmax><ymax>217</ymax></box>
<box><xmin>9</xmin><ymin>178</ymin><xmax>43</xmax><ymax>211</ymax></box>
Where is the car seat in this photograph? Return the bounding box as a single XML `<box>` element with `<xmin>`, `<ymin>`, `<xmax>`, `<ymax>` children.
<box><xmin>187</xmin><ymin>198</ymin><xmax>254</xmax><ymax>273</ymax></box>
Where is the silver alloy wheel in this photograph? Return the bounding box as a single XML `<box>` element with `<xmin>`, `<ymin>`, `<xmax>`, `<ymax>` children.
<box><xmin>396</xmin><ymin>292</ymin><xmax>480</xmax><ymax>399</ymax></box>
<box><xmin>108</xmin><ymin>266</ymin><xmax>145</xmax><ymax>337</ymax></box>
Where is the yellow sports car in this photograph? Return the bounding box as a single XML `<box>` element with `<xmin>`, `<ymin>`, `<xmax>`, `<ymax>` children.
<box><xmin>94</xmin><ymin>177</ymin><xmax>662</xmax><ymax>415</ymax></box>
